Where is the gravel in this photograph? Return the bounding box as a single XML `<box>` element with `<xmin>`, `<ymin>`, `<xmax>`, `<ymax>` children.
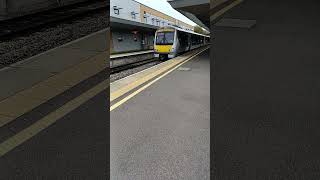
<box><xmin>110</xmin><ymin>61</ymin><xmax>162</xmax><ymax>83</ymax></box>
<box><xmin>0</xmin><ymin>10</ymin><xmax>108</xmax><ymax>68</ymax></box>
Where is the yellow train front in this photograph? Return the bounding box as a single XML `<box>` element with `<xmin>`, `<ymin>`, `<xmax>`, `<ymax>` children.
<box><xmin>154</xmin><ymin>26</ymin><xmax>210</xmax><ymax>60</ymax></box>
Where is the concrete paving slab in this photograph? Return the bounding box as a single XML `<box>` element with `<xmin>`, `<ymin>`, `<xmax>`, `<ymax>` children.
<box><xmin>0</xmin><ymin>28</ymin><xmax>108</xmax><ymax>103</ymax></box>
<box><xmin>28</xmin><ymin>52</ymin><xmax>107</xmax><ymax>92</ymax></box>
<box><xmin>0</xmin><ymin>159</ymin><xmax>17</xmax><ymax>176</ymax></box>
<box><xmin>0</xmin><ymin>28</ymin><xmax>109</xmax><ymax>178</ymax></box>
<box><xmin>63</xmin><ymin>30</ymin><xmax>108</xmax><ymax>52</ymax></box>
<box><xmin>13</xmin><ymin>83</ymin><xmax>71</xmax><ymax>102</ymax></box>
<box><xmin>111</xmin><ymin>50</ymin><xmax>154</xmax><ymax>59</ymax></box>
<box><xmin>110</xmin><ymin>49</ymin><xmax>210</xmax><ymax>179</ymax></box>
<box><xmin>0</xmin><ymin>92</ymin><xmax>109</xmax><ymax>179</ymax></box>
<box><xmin>0</xmin><ymin>115</ymin><xmax>14</xmax><ymax>127</ymax></box>
<box><xmin>18</xmin><ymin>58</ymin><xmax>107</xmax><ymax>102</ymax></box>
<box><xmin>212</xmin><ymin>0</ymin><xmax>320</xmax><ymax>178</ymax></box>
<box><xmin>110</xmin><ymin>52</ymin><xmax>154</xmax><ymax>68</ymax></box>
<box><xmin>215</xmin><ymin>18</ymin><xmax>256</xmax><ymax>28</ymax></box>
<box><xmin>3</xmin><ymin>70</ymin><xmax>108</xmax><ymax>136</ymax></box>
<box><xmin>110</xmin><ymin>48</ymin><xmax>205</xmax><ymax>102</ymax></box>
<box><xmin>0</xmin><ymin>93</ymin><xmax>46</xmax><ymax>121</ymax></box>
<box><xmin>0</xmin><ymin>52</ymin><xmax>107</xmax><ymax>127</ymax></box>
<box><xmin>11</xmin><ymin>48</ymin><xmax>98</xmax><ymax>73</ymax></box>
<box><xmin>0</xmin><ymin>68</ymin><xmax>54</xmax><ymax>101</ymax></box>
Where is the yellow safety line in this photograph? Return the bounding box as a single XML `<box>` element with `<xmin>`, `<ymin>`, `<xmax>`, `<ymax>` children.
<box><xmin>0</xmin><ymin>52</ymin><xmax>107</xmax><ymax>128</ymax></box>
<box><xmin>110</xmin><ymin>57</ymin><xmax>185</xmax><ymax>102</ymax></box>
<box><xmin>0</xmin><ymin>47</ymin><xmax>207</xmax><ymax>157</ymax></box>
<box><xmin>211</xmin><ymin>0</ymin><xmax>243</xmax><ymax>21</ymax></box>
<box><xmin>110</xmin><ymin>47</ymin><xmax>209</xmax><ymax>111</ymax></box>
<box><xmin>111</xmin><ymin>52</ymin><xmax>197</xmax><ymax>102</ymax></box>
<box><xmin>0</xmin><ymin>79</ymin><xmax>109</xmax><ymax>157</ymax></box>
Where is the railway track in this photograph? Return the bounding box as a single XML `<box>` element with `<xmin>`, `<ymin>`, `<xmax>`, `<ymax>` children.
<box><xmin>111</xmin><ymin>58</ymin><xmax>161</xmax><ymax>74</ymax></box>
<box><xmin>0</xmin><ymin>0</ymin><xmax>108</xmax><ymax>40</ymax></box>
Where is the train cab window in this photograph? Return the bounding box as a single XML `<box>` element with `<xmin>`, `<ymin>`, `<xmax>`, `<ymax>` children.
<box><xmin>156</xmin><ymin>32</ymin><xmax>174</xmax><ymax>45</ymax></box>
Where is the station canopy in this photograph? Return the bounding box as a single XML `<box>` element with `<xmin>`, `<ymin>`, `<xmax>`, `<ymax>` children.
<box><xmin>168</xmin><ymin>0</ymin><xmax>210</xmax><ymax>31</ymax></box>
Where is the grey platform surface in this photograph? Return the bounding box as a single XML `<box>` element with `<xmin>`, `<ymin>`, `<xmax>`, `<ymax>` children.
<box><xmin>212</xmin><ymin>0</ymin><xmax>320</xmax><ymax>179</ymax></box>
<box><xmin>0</xmin><ymin>91</ymin><xmax>109</xmax><ymax>179</ymax></box>
<box><xmin>111</xmin><ymin>49</ymin><xmax>210</xmax><ymax>179</ymax></box>
<box><xmin>0</xmin><ymin>29</ymin><xmax>108</xmax><ymax>101</ymax></box>
<box><xmin>0</xmin><ymin>28</ymin><xmax>110</xmax><ymax>178</ymax></box>
<box><xmin>110</xmin><ymin>50</ymin><xmax>154</xmax><ymax>59</ymax></box>
<box><xmin>214</xmin><ymin>18</ymin><xmax>256</xmax><ymax>28</ymax></box>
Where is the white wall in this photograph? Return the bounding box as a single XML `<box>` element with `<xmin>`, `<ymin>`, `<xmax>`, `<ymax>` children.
<box><xmin>143</xmin><ymin>12</ymin><xmax>175</xmax><ymax>28</ymax></box>
<box><xmin>110</xmin><ymin>0</ymin><xmax>141</xmax><ymax>23</ymax></box>
<box><xmin>111</xmin><ymin>0</ymin><xmax>179</xmax><ymax>29</ymax></box>
<box><xmin>111</xmin><ymin>31</ymin><xmax>154</xmax><ymax>53</ymax></box>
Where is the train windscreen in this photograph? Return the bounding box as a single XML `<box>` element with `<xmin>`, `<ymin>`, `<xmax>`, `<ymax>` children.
<box><xmin>156</xmin><ymin>32</ymin><xmax>174</xmax><ymax>45</ymax></box>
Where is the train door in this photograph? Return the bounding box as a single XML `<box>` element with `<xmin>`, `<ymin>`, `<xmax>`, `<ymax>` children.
<box><xmin>190</xmin><ymin>34</ymin><xmax>195</xmax><ymax>50</ymax></box>
<box><xmin>177</xmin><ymin>30</ymin><xmax>189</xmax><ymax>53</ymax></box>
<box><xmin>188</xmin><ymin>34</ymin><xmax>192</xmax><ymax>51</ymax></box>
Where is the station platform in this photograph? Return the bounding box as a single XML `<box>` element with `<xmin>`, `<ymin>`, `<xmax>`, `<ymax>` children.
<box><xmin>110</xmin><ymin>49</ymin><xmax>154</xmax><ymax>68</ymax></box>
<box><xmin>212</xmin><ymin>0</ymin><xmax>320</xmax><ymax>178</ymax></box>
<box><xmin>0</xmin><ymin>28</ymin><xmax>109</xmax><ymax>178</ymax></box>
<box><xmin>110</xmin><ymin>47</ymin><xmax>210</xmax><ymax>179</ymax></box>
<box><xmin>0</xmin><ymin>28</ymin><xmax>108</xmax><ymax>103</ymax></box>
<box><xmin>110</xmin><ymin>50</ymin><xmax>154</xmax><ymax>59</ymax></box>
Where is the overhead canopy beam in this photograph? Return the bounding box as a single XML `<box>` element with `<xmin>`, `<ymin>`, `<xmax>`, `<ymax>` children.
<box><xmin>169</xmin><ymin>0</ymin><xmax>210</xmax><ymax>31</ymax></box>
<box><xmin>111</xmin><ymin>16</ymin><xmax>158</xmax><ymax>32</ymax></box>
<box><xmin>168</xmin><ymin>0</ymin><xmax>208</xmax><ymax>8</ymax></box>
<box><xmin>177</xmin><ymin>10</ymin><xmax>209</xmax><ymax>32</ymax></box>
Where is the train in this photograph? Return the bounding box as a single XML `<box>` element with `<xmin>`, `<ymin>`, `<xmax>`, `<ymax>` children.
<box><xmin>153</xmin><ymin>26</ymin><xmax>210</xmax><ymax>60</ymax></box>
<box><xmin>0</xmin><ymin>0</ymin><xmax>91</xmax><ymax>20</ymax></box>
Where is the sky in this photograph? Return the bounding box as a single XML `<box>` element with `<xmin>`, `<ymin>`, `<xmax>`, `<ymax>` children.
<box><xmin>134</xmin><ymin>0</ymin><xmax>197</xmax><ymax>26</ymax></box>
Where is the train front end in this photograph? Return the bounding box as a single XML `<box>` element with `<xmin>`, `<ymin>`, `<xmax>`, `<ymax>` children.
<box><xmin>154</xmin><ymin>28</ymin><xmax>177</xmax><ymax>60</ymax></box>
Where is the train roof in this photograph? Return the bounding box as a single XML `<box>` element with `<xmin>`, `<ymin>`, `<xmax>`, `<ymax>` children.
<box><xmin>156</xmin><ymin>26</ymin><xmax>210</xmax><ymax>38</ymax></box>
